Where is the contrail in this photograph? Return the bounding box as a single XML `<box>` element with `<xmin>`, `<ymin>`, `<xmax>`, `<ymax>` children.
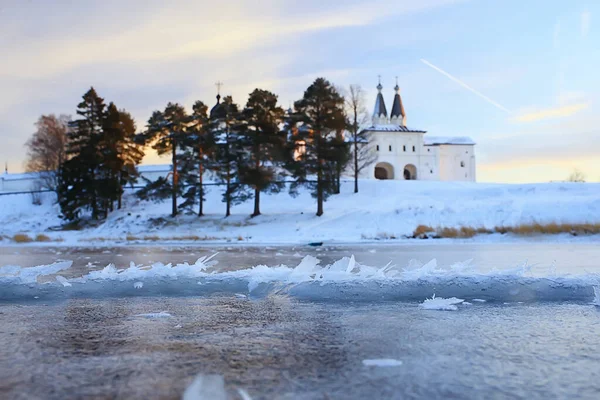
<box><xmin>420</xmin><ymin>59</ymin><xmax>511</xmax><ymax>113</ymax></box>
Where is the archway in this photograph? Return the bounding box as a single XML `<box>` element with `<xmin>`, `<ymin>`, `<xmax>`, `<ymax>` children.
<box><xmin>403</xmin><ymin>164</ymin><xmax>417</xmax><ymax>180</ymax></box>
<box><xmin>374</xmin><ymin>162</ymin><xmax>394</xmax><ymax>180</ymax></box>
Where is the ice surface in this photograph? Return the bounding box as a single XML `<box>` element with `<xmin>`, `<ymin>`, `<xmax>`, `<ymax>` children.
<box><xmin>0</xmin><ymin>261</ymin><xmax>72</xmax><ymax>284</ymax></box>
<box><xmin>420</xmin><ymin>294</ymin><xmax>465</xmax><ymax>311</ymax></box>
<box><xmin>592</xmin><ymin>286</ymin><xmax>600</xmax><ymax>306</ymax></box>
<box><xmin>237</xmin><ymin>389</ymin><xmax>253</xmax><ymax>400</ymax></box>
<box><xmin>135</xmin><ymin>311</ymin><xmax>172</xmax><ymax>318</ymax></box>
<box><xmin>1</xmin><ymin>255</ymin><xmax>600</xmax><ymax>304</ymax></box>
<box><xmin>362</xmin><ymin>359</ymin><xmax>403</xmax><ymax>367</ymax></box>
<box><xmin>182</xmin><ymin>374</ymin><xmax>226</xmax><ymax>400</ymax></box>
<box><xmin>55</xmin><ymin>276</ymin><xmax>71</xmax><ymax>287</ymax></box>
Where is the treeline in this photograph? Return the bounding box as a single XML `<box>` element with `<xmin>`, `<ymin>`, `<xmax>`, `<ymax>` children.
<box><xmin>25</xmin><ymin>78</ymin><xmax>375</xmax><ymax>221</ymax></box>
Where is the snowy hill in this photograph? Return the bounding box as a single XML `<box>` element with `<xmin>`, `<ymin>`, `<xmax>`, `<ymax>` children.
<box><xmin>0</xmin><ymin>180</ymin><xmax>599</xmax><ymax>245</ymax></box>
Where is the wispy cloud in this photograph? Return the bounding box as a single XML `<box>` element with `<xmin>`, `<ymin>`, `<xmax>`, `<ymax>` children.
<box><xmin>420</xmin><ymin>59</ymin><xmax>511</xmax><ymax>113</ymax></box>
<box><xmin>553</xmin><ymin>21</ymin><xmax>561</xmax><ymax>48</ymax></box>
<box><xmin>581</xmin><ymin>11</ymin><xmax>591</xmax><ymax>38</ymax></box>
<box><xmin>513</xmin><ymin>103</ymin><xmax>589</xmax><ymax>123</ymax></box>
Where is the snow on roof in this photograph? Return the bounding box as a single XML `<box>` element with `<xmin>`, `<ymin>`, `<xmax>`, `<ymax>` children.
<box><xmin>1</xmin><ymin>171</ymin><xmax>42</xmax><ymax>181</ymax></box>
<box><xmin>367</xmin><ymin>124</ymin><xmax>426</xmax><ymax>133</ymax></box>
<box><xmin>424</xmin><ymin>136</ymin><xmax>476</xmax><ymax>146</ymax></box>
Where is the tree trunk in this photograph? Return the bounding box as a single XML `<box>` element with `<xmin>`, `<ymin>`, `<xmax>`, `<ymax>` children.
<box><xmin>225</xmin><ymin>167</ymin><xmax>231</xmax><ymax>217</ymax></box>
<box><xmin>252</xmin><ymin>152</ymin><xmax>261</xmax><ymax>217</ymax></box>
<box><xmin>171</xmin><ymin>138</ymin><xmax>178</xmax><ymax>217</ymax></box>
<box><xmin>252</xmin><ymin>188</ymin><xmax>260</xmax><ymax>217</ymax></box>
<box><xmin>117</xmin><ymin>171</ymin><xmax>122</xmax><ymax>210</ymax></box>
<box><xmin>198</xmin><ymin>162</ymin><xmax>204</xmax><ymax>217</ymax></box>
<box><xmin>354</xmin><ymin>136</ymin><xmax>359</xmax><ymax>193</ymax></box>
<box><xmin>316</xmin><ymin>165</ymin><xmax>323</xmax><ymax>217</ymax></box>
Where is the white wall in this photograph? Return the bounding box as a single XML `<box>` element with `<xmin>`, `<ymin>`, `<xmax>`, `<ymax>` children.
<box><xmin>436</xmin><ymin>144</ymin><xmax>476</xmax><ymax>182</ymax></box>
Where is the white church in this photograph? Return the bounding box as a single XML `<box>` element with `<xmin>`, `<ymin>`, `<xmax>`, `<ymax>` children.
<box><xmin>361</xmin><ymin>81</ymin><xmax>476</xmax><ymax>182</ymax></box>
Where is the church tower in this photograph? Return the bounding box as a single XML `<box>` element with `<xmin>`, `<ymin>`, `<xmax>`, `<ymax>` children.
<box><xmin>372</xmin><ymin>78</ymin><xmax>388</xmax><ymax>125</ymax></box>
<box><xmin>390</xmin><ymin>78</ymin><xmax>406</xmax><ymax>126</ymax></box>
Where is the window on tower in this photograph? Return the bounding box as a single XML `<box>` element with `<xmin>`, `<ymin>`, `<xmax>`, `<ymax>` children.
<box><xmin>412</xmin><ymin>146</ymin><xmax>416</xmax><ymax>152</ymax></box>
<box><xmin>376</xmin><ymin>145</ymin><xmax>380</xmax><ymax>151</ymax></box>
<box><xmin>460</xmin><ymin>161</ymin><xmax>465</xmax><ymax>167</ymax></box>
<box><xmin>389</xmin><ymin>145</ymin><xmax>392</xmax><ymax>151</ymax></box>
<box><xmin>403</xmin><ymin>145</ymin><xmax>406</xmax><ymax>152</ymax></box>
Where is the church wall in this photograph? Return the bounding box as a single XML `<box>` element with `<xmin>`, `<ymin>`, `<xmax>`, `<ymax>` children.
<box><xmin>436</xmin><ymin>144</ymin><xmax>476</xmax><ymax>182</ymax></box>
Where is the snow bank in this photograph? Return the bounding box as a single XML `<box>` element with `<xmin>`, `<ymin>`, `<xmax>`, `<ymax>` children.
<box><xmin>1</xmin><ymin>180</ymin><xmax>599</xmax><ymax>245</ymax></box>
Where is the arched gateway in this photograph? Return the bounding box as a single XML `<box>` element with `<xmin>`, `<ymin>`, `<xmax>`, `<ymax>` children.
<box><xmin>403</xmin><ymin>164</ymin><xmax>417</xmax><ymax>180</ymax></box>
<box><xmin>374</xmin><ymin>162</ymin><xmax>394</xmax><ymax>180</ymax></box>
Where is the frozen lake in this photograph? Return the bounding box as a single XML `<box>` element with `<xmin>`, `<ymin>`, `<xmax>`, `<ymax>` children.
<box><xmin>1</xmin><ymin>243</ymin><xmax>600</xmax><ymax>399</ymax></box>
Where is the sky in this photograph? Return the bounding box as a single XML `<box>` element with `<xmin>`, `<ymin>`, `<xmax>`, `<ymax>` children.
<box><xmin>0</xmin><ymin>0</ymin><xmax>598</xmax><ymax>183</ymax></box>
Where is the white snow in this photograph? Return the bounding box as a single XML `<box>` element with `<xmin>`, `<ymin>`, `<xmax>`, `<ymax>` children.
<box><xmin>471</xmin><ymin>299</ymin><xmax>487</xmax><ymax>303</ymax></box>
<box><xmin>420</xmin><ymin>294</ymin><xmax>465</xmax><ymax>311</ymax></box>
<box><xmin>362</xmin><ymin>359</ymin><xmax>403</xmax><ymax>367</ymax></box>
<box><xmin>133</xmin><ymin>281</ymin><xmax>143</xmax><ymax>289</ymax></box>
<box><xmin>0</xmin><ymin>180</ymin><xmax>599</xmax><ymax>245</ymax></box>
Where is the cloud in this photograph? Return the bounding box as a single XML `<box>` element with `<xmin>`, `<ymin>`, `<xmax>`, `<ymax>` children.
<box><xmin>512</xmin><ymin>103</ymin><xmax>589</xmax><ymax>123</ymax></box>
<box><xmin>553</xmin><ymin>21</ymin><xmax>561</xmax><ymax>48</ymax></box>
<box><xmin>581</xmin><ymin>11</ymin><xmax>591</xmax><ymax>38</ymax></box>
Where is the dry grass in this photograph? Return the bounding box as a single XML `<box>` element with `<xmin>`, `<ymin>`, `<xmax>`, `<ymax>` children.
<box><xmin>414</xmin><ymin>225</ymin><xmax>435</xmax><ymax>237</ymax></box>
<box><xmin>414</xmin><ymin>222</ymin><xmax>600</xmax><ymax>239</ymax></box>
<box><xmin>496</xmin><ymin>222</ymin><xmax>600</xmax><ymax>236</ymax></box>
<box><xmin>35</xmin><ymin>234</ymin><xmax>52</xmax><ymax>242</ymax></box>
<box><xmin>13</xmin><ymin>233</ymin><xmax>33</xmax><ymax>243</ymax></box>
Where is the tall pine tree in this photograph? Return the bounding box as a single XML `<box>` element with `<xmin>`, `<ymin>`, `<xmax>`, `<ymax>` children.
<box><xmin>210</xmin><ymin>96</ymin><xmax>249</xmax><ymax>217</ymax></box>
<box><xmin>285</xmin><ymin>78</ymin><xmax>347</xmax><ymax>216</ymax></box>
<box><xmin>179</xmin><ymin>100</ymin><xmax>214</xmax><ymax>216</ymax></box>
<box><xmin>237</xmin><ymin>89</ymin><xmax>286</xmax><ymax>217</ymax></box>
<box><xmin>136</xmin><ymin>103</ymin><xmax>188</xmax><ymax>217</ymax></box>
<box><xmin>58</xmin><ymin>87</ymin><xmax>106</xmax><ymax>221</ymax></box>
<box><xmin>101</xmin><ymin>104</ymin><xmax>144</xmax><ymax>211</ymax></box>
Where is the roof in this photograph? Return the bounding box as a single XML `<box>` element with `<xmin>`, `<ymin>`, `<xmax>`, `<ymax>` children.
<box><xmin>424</xmin><ymin>136</ymin><xmax>476</xmax><ymax>146</ymax></box>
<box><xmin>366</xmin><ymin>124</ymin><xmax>426</xmax><ymax>133</ymax></box>
<box><xmin>373</xmin><ymin>92</ymin><xmax>388</xmax><ymax>118</ymax></box>
<box><xmin>390</xmin><ymin>85</ymin><xmax>405</xmax><ymax>119</ymax></box>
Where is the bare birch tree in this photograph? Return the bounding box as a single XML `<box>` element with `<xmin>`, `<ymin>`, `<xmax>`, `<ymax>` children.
<box><xmin>345</xmin><ymin>85</ymin><xmax>376</xmax><ymax>193</ymax></box>
<box><xmin>24</xmin><ymin>114</ymin><xmax>69</xmax><ymax>191</ymax></box>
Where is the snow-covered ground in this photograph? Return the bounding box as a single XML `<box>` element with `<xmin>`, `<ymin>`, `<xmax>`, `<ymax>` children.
<box><xmin>0</xmin><ymin>180</ymin><xmax>599</xmax><ymax>245</ymax></box>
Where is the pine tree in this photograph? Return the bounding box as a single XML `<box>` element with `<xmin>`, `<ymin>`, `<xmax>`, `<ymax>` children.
<box><xmin>237</xmin><ymin>89</ymin><xmax>286</xmax><ymax>217</ymax></box>
<box><xmin>210</xmin><ymin>96</ymin><xmax>249</xmax><ymax>217</ymax></box>
<box><xmin>115</xmin><ymin>109</ymin><xmax>144</xmax><ymax>209</ymax></box>
<box><xmin>136</xmin><ymin>103</ymin><xmax>188</xmax><ymax>217</ymax></box>
<box><xmin>285</xmin><ymin>78</ymin><xmax>347</xmax><ymax>216</ymax></box>
<box><xmin>58</xmin><ymin>87</ymin><xmax>106</xmax><ymax>221</ymax></box>
<box><xmin>101</xmin><ymin>104</ymin><xmax>144</xmax><ymax>211</ymax></box>
<box><xmin>179</xmin><ymin>100</ymin><xmax>214</xmax><ymax>216</ymax></box>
